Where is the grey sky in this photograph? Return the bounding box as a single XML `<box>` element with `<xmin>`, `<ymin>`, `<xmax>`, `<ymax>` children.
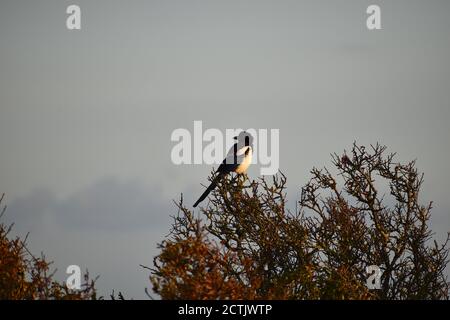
<box><xmin>1</xmin><ymin>0</ymin><xmax>449</xmax><ymax>298</ymax></box>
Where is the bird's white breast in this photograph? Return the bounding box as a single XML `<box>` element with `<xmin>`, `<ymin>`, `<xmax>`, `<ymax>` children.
<box><xmin>235</xmin><ymin>147</ymin><xmax>252</xmax><ymax>174</ymax></box>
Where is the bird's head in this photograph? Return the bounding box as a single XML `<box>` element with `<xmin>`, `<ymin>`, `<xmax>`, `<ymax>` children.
<box><xmin>234</xmin><ymin>131</ymin><xmax>253</xmax><ymax>146</ymax></box>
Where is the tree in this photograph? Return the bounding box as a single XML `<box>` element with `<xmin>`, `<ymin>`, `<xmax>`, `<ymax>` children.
<box><xmin>0</xmin><ymin>194</ymin><xmax>98</xmax><ymax>300</ymax></box>
<box><xmin>150</xmin><ymin>143</ymin><xmax>449</xmax><ymax>299</ymax></box>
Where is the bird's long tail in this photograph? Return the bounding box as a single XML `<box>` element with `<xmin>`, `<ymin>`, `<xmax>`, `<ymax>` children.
<box><xmin>193</xmin><ymin>173</ymin><xmax>225</xmax><ymax>207</ymax></box>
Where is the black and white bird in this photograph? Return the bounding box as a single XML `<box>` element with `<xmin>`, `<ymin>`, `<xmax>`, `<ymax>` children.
<box><xmin>193</xmin><ymin>131</ymin><xmax>253</xmax><ymax>208</ymax></box>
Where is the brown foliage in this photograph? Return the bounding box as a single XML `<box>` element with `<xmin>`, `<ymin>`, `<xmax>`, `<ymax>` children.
<box><xmin>150</xmin><ymin>232</ymin><xmax>262</xmax><ymax>299</ymax></box>
<box><xmin>0</xmin><ymin>194</ymin><xmax>97</xmax><ymax>300</ymax></box>
<box><xmin>150</xmin><ymin>143</ymin><xmax>449</xmax><ymax>300</ymax></box>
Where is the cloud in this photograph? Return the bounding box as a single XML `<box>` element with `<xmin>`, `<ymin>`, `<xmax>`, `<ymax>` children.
<box><xmin>5</xmin><ymin>177</ymin><xmax>173</xmax><ymax>232</ymax></box>
<box><xmin>2</xmin><ymin>177</ymin><xmax>178</xmax><ymax>299</ymax></box>
<box><xmin>3</xmin><ymin>188</ymin><xmax>55</xmax><ymax>234</ymax></box>
<box><xmin>53</xmin><ymin>177</ymin><xmax>170</xmax><ymax>231</ymax></box>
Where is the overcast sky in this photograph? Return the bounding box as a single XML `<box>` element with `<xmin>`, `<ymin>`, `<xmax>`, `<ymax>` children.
<box><xmin>1</xmin><ymin>0</ymin><xmax>449</xmax><ymax>298</ymax></box>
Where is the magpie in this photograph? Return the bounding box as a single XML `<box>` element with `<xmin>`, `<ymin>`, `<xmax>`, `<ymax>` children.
<box><xmin>193</xmin><ymin>131</ymin><xmax>253</xmax><ymax>208</ymax></box>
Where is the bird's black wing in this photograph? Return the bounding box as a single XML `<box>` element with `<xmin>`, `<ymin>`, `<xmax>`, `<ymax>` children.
<box><xmin>193</xmin><ymin>143</ymin><xmax>246</xmax><ymax>207</ymax></box>
<box><xmin>217</xmin><ymin>142</ymin><xmax>246</xmax><ymax>173</ymax></box>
